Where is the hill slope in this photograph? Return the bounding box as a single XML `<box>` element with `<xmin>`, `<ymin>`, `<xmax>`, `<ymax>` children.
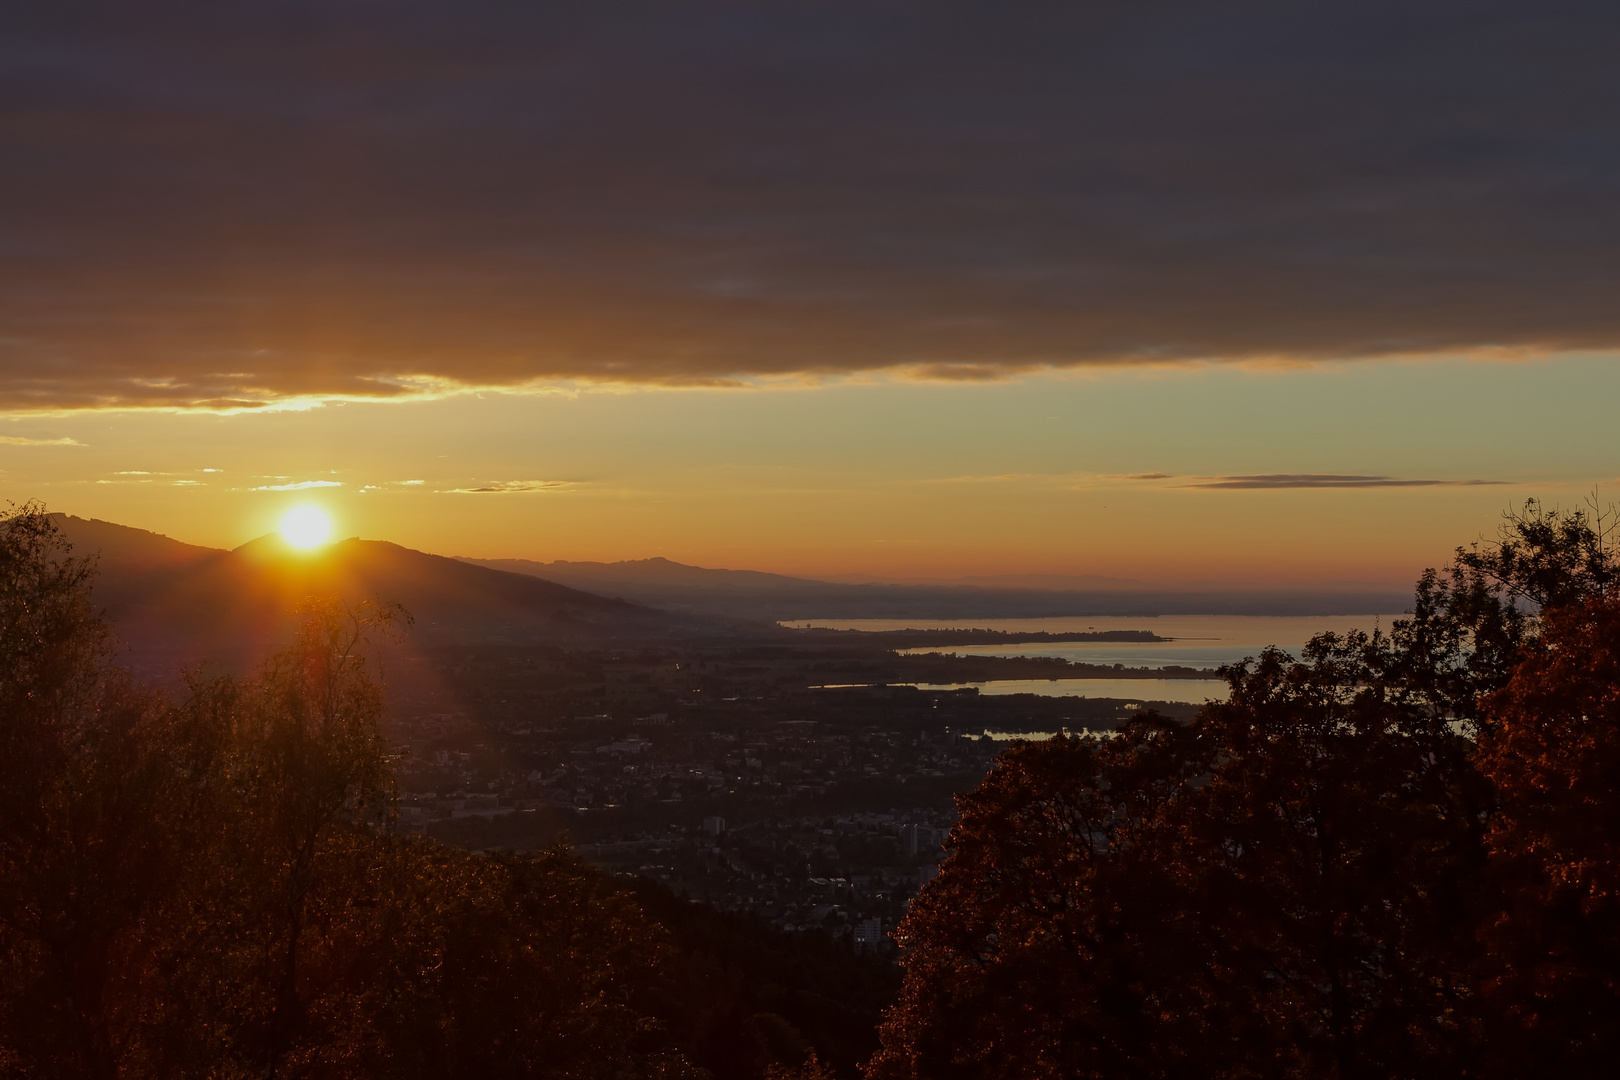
<box><xmin>50</xmin><ymin>516</ymin><xmax>710</xmax><ymax>675</ymax></box>
<box><xmin>459</xmin><ymin>555</ymin><xmax>1410</xmax><ymax>621</ymax></box>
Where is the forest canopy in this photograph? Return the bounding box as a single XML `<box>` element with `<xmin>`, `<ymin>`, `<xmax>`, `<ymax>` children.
<box><xmin>871</xmin><ymin>499</ymin><xmax>1620</xmax><ymax>1079</ymax></box>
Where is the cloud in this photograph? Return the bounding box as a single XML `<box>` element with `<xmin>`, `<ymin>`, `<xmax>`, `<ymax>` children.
<box><xmin>252</xmin><ymin>480</ymin><xmax>343</xmax><ymax>491</ymax></box>
<box><xmin>0</xmin><ymin>435</ymin><xmax>83</xmax><ymax>446</ymax></box>
<box><xmin>936</xmin><ymin>473</ymin><xmax>1038</xmax><ymax>484</ymax></box>
<box><xmin>439</xmin><ymin>480</ymin><xmax>576</xmax><ymax>494</ymax></box>
<box><xmin>1184</xmin><ymin>475</ymin><xmax>1508</xmax><ymax>490</ymax></box>
<box><xmin>4</xmin><ymin>4</ymin><xmax>1620</xmax><ymax>410</ymax></box>
<box><xmin>935</xmin><ymin>470</ymin><xmax>1507</xmax><ymax>491</ymax></box>
<box><xmin>903</xmin><ymin>364</ymin><xmax>1033</xmax><ymax>384</ymax></box>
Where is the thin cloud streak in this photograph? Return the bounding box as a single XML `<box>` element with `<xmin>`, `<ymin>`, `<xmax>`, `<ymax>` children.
<box><xmin>439</xmin><ymin>481</ymin><xmax>576</xmax><ymax>494</ymax></box>
<box><xmin>936</xmin><ymin>471</ymin><xmax>1512</xmax><ymax>490</ymax></box>
<box><xmin>1185</xmin><ymin>475</ymin><xmax>1508</xmax><ymax>490</ymax></box>
<box><xmin>251</xmin><ymin>480</ymin><xmax>343</xmax><ymax>491</ymax></box>
<box><xmin>0</xmin><ymin>436</ymin><xmax>84</xmax><ymax>446</ymax></box>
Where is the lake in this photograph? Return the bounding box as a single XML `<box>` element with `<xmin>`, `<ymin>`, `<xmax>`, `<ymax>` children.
<box><xmin>895</xmin><ymin>678</ymin><xmax>1227</xmax><ymax>704</ymax></box>
<box><xmin>793</xmin><ymin>613</ymin><xmax>1403</xmax><ymax>702</ymax></box>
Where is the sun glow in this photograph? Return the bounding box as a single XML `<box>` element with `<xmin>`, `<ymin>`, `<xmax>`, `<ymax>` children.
<box><xmin>279</xmin><ymin>505</ymin><xmax>334</xmax><ymax>549</ymax></box>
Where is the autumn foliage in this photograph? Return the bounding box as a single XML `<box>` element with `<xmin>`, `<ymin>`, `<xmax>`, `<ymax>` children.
<box><xmin>1474</xmin><ymin>598</ymin><xmax>1620</xmax><ymax>1073</ymax></box>
<box><xmin>873</xmin><ymin>500</ymin><xmax>1620</xmax><ymax>1079</ymax></box>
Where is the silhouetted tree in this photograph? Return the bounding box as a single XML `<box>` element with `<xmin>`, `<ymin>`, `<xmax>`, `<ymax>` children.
<box><xmin>0</xmin><ymin>502</ymin><xmax>221</xmax><ymax>1079</ymax></box>
<box><xmin>870</xmin><ymin>498</ymin><xmax>1620</xmax><ymax>1079</ymax></box>
<box><xmin>228</xmin><ymin>598</ymin><xmax>407</xmax><ymax>1078</ymax></box>
<box><xmin>1171</xmin><ymin>641</ymin><xmax>1489</xmax><ymax>1078</ymax></box>
<box><xmin>1</xmin><ymin>505</ymin><xmax>707</xmax><ymax>1079</ymax></box>
<box><xmin>867</xmin><ymin>716</ymin><xmax>1215</xmax><ymax>1080</ymax></box>
<box><xmin>1474</xmin><ymin>596</ymin><xmax>1620</xmax><ymax>1076</ymax></box>
<box><xmin>1377</xmin><ymin>496</ymin><xmax>1618</xmax><ymax>728</ymax></box>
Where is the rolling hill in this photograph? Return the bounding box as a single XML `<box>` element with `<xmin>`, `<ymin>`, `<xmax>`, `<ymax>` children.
<box><xmin>458</xmin><ymin>555</ymin><xmax>1410</xmax><ymax>622</ymax></box>
<box><xmin>49</xmin><ymin>516</ymin><xmax>715</xmax><ymax>676</ymax></box>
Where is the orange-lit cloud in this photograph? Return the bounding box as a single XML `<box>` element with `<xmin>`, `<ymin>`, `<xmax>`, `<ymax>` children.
<box><xmin>438</xmin><ymin>481</ymin><xmax>577</xmax><ymax>494</ymax></box>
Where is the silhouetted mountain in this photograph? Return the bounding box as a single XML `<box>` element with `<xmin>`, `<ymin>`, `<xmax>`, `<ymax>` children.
<box><xmin>50</xmin><ymin>516</ymin><xmax>713</xmax><ymax>676</ymax></box>
<box><xmin>819</xmin><ymin>571</ymin><xmax>1143</xmax><ymax>589</ymax></box>
<box><xmin>465</xmin><ymin>556</ymin><xmax>836</xmax><ymax>604</ymax></box>
<box><xmin>49</xmin><ymin>513</ymin><xmax>218</xmax><ymax>568</ymax></box>
<box><xmin>48</xmin><ymin>514</ymin><xmax>1408</xmax><ymax>682</ymax></box>
<box><xmin>459</xmin><ymin>555</ymin><xmax>1409</xmax><ymax>621</ymax></box>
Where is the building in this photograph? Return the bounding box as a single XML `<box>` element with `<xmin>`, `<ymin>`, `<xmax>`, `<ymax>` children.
<box><xmin>901</xmin><ymin>822</ymin><xmax>943</xmax><ymax>857</ymax></box>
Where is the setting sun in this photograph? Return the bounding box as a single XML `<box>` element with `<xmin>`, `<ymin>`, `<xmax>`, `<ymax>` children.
<box><xmin>279</xmin><ymin>505</ymin><xmax>333</xmax><ymax>549</ymax></box>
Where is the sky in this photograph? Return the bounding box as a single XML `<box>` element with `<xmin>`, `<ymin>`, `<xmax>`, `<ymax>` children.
<box><xmin>3</xmin><ymin>1</ymin><xmax>1618</xmax><ymax>585</ymax></box>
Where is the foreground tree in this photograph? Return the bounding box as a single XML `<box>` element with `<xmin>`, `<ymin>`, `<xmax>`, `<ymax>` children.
<box><xmin>0</xmin><ymin>505</ymin><xmax>704</xmax><ymax>1079</ymax></box>
<box><xmin>1474</xmin><ymin>596</ymin><xmax>1620</xmax><ymax>1075</ymax></box>
<box><xmin>232</xmin><ymin>598</ymin><xmax>408</xmax><ymax>1079</ymax></box>
<box><xmin>870</xmin><ymin>499</ymin><xmax>1620</xmax><ymax>1079</ymax></box>
<box><xmin>869</xmin><ymin>675</ymin><xmax>1490</xmax><ymax>1079</ymax></box>
<box><xmin>1169</xmin><ymin>642</ymin><xmax>1489</xmax><ymax>1078</ymax></box>
<box><xmin>867</xmin><ymin>717</ymin><xmax>1217</xmax><ymax>1080</ymax></box>
<box><xmin>1375</xmin><ymin>496</ymin><xmax>1617</xmax><ymax>728</ymax></box>
<box><xmin>0</xmin><ymin>503</ymin><xmax>218</xmax><ymax>1079</ymax></box>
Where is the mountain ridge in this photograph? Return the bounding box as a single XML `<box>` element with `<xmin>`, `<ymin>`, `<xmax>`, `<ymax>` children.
<box><xmin>48</xmin><ymin>515</ymin><xmax>720</xmax><ymax>677</ymax></box>
<box><xmin>457</xmin><ymin>554</ymin><xmax>1411</xmax><ymax>621</ymax></box>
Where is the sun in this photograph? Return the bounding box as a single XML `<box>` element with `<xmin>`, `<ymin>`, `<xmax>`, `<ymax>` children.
<box><xmin>279</xmin><ymin>505</ymin><xmax>334</xmax><ymax>550</ymax></box>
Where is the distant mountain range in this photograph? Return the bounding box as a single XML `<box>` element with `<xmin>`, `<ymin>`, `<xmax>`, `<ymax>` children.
<box><xmin>458</xmin><ymin>556</ymin><xmax>1411</xmax><ymax>621</ymax></box>
<box><xmin>46</xmin><ymin>514</ymin><xmax>1412</xmax><ymax>679</ymax></box>
<box><xmin>49</xmin><ymin>516</ymin><xmax>707</xmax><ymax>676</ymax></box>
<box><xmin>816</xmin><ymin>571</ymin><xmax>1145</xmax><ymax>589</ymax></box>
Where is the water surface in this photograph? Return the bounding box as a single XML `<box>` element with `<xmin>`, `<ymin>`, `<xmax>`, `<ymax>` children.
<box><xmin>898</xmin><ymin>678</ymin><xmax>1229</xmax><ymax>704</ymax></box>
<box><xmin>793</xmin><ymin>614</ymin><xmax>1401</xmax><ymax>671</ymax></box>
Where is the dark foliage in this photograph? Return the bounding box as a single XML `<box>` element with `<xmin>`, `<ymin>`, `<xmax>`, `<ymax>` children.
<box><xmin>872</xmin><ymin>499</ymin><xmax>1620</xmax><ymax>1079</ymax></box>
<box><xmin>1474</xmin><ymin>598</ymin><xmax>1620</xmax><ymax>1076</ymax></box>
<box><xmin>0</xmin><ymin>504</ymin><xmax>707</xmax><ymax>1079</ymax></box>
<box><xmin>628</xmin><ymin>878</ymin><xmax>900</xmax><ymax>1079</ymax></box>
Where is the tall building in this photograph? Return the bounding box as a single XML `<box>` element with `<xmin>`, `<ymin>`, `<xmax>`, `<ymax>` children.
<box><xmin>901</xmin><ymin>823</ymin><xmax>941</xmax><ymax>857</ymax></box>
<box><xmin>854</xmin><ymin>917</ymin><xmax>884</xmax><ymax>948</ymax></box>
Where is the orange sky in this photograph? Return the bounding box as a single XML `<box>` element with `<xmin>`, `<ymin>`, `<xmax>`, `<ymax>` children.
<box><xmin>4</xmin><ymin>356</ymin><xmax>1610</xmax><ymax>586</ymax></box>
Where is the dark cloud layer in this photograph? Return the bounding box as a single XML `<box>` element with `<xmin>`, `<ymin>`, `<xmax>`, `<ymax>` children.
<box><xmin>4</xmin><ymin>1</ymin><xmax>1620</xmax><ymax>409</ymax></box>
